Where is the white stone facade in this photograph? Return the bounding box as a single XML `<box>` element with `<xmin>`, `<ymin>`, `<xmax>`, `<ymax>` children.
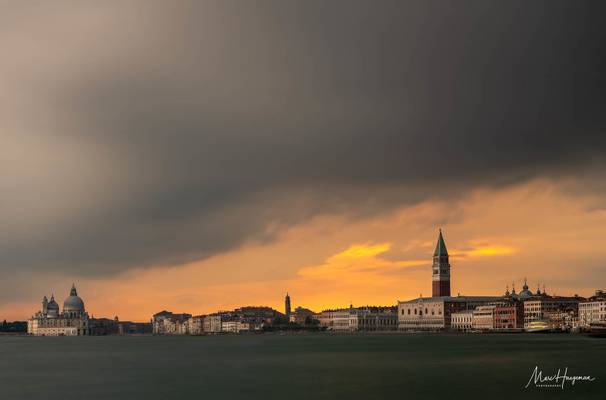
<box><xmin>451</xmin><ymin>310</ymin><xmax>474</xmax><ymax>331</ymax></box>
<box><xmin>315</xmin><ymin>307</ymin><xmax>397</xmax><ymax>331</ymax></box>
<box><xmin>579</xmin><ymin>300</ymin><xmax>606</xmax><ymax>326</ymax></box>
<box><xmin>397</xmin><ymin>296</ymin><xmax>503</xmax><ymax>331</ymax></box>
<box><xmin>472</xmin><ymin>306</ymin><xmax>496</xmax><ymax>331</ymax></box>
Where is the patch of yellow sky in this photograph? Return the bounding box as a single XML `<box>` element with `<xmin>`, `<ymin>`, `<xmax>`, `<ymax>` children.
<box><xmin>4</xmin><ymin>178</ymin><xmax>606</xmax><ymax>321</ymax></box>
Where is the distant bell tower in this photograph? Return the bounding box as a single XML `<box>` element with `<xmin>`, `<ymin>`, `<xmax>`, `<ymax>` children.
<box><xmin>42</xmin><ymin>296</ymin><xmax>48</xmax><ymax>315</ymax></box>
<box><xmin>432</xmin><ymin>229</ymin><xmax>451</xmax><ymax>297</ymax></box>
<box><xmin>285</xmin><ymin>293</ymin><xmax>291</xmax><ymax>320</ymax></box>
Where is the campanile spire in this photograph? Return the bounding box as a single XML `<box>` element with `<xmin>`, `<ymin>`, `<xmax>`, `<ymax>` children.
<box><xmin>432</xmin><ymin>229</ymin><xmax>451</xmax><ymax>297</ymax></box>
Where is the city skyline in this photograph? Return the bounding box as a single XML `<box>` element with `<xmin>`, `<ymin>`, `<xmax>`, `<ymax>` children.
<box><xmin>10</xmin><ymin>223</ymin><xmax>603</xmax><ymax>322</ymax></box>
<box><xmin>2</xmin><ymin>2</ymin><xmax>606</xmax><ymax>322</ymax></box>
<box><xmin>24</xmin><ymin>230</ymin><xmax>605</xmax><ymax>336</ymax></box>
<box><xmin>3</xmin><ymin>2</ymin><xmax>606</xmax><ymax>399</ymax></box>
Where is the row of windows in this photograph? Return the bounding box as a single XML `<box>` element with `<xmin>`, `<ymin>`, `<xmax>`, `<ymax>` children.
<box><xmin>399</xmin><ymin>321</ymin><xmax>444</xmax><ymax>326</ymax></box>
<box><xmin>401</xmin><ymin>308</ymin><xmax>443</xmax><ymax>316</ymax></box>
<box><xmin>359</xmin><ymin>319</ymin><xmax>396</xmax><ymax>325</ymax></box>
<box><xmin>579</xmin><ymin>302</ymin><xmax>606</xmax><ymax>308</ymax></box>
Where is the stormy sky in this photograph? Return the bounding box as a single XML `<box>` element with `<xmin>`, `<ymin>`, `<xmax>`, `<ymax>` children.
<box><xmin>1</xmin><ymin>1</ymin><xmax>606</xmax><ymax>317</ymax></box>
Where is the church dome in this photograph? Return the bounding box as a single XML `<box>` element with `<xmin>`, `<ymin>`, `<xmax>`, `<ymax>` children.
<box><xmin>518</xmin><ymin>279</ymin><xmax>534</xmax><ymax>298</ymax></box>
<box><xmin>63</xmin><ymin>284</ymin><xmax>85</xmax><ymax>313</ymax></box>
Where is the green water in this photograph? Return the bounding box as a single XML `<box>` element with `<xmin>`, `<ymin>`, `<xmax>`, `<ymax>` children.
<box><xmin>0</xmin><ymin>333</ymin><xmax>604</xmax><ymax>400</ymax></box>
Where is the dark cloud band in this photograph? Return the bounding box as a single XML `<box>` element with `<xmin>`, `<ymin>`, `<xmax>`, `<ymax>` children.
<box><xmin>1</xmin><ymin>1</ymin><xmax>605</xmax><ymax>282</ymax></box>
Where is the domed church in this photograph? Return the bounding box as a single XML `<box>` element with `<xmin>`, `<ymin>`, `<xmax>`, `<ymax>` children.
<box><xmin>63</xmin><ymin>284</ymin><xmax>86</xmax><ymax>318</ymax></box>
<box><xmin>27</xmin><ymin>284</ymin><xmax>90</xmax><ymax>336</ymax></box>
<box><xmin>505</xmin><ymin>278</ymin><xmax>547</xmax><ymax>300</ymax></box>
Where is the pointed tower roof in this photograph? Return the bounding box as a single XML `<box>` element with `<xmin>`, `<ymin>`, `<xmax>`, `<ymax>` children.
<box><xmin>433</xmin><ymin>229</ymin><xmax>448</xmax><ymax>257</ymax></box>
<box><xmin>70</xmin><ymin>283</ymin><xmax>78</xmax><ymax>296</ymax></box>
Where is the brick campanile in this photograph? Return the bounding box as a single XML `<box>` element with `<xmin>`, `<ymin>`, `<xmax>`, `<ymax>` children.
<box><xmin>432</xmin><ymin>229</ymin><xmax>451</xmax><ymax>297</ymax></box>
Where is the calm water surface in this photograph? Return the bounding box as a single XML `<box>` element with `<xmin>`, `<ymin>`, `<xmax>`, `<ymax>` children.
<box><xmin>0</xmin><ymin>333</ymin><xmax>604</xmax><ymax>400</ymax></box>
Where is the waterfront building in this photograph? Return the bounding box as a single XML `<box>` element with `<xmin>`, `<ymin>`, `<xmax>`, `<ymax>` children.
<box><xmin>221</xmin><ymin>319</ymin><xmax>250</xmax><ymax>333</ymax></box>
<box><xmin>451</xmin><ymin>310</ymin><xmax>473</xmax><ymax>331</ymax></box>
<box><xmin>543</xmin><ymin>309</ymin><xmax>578</xmax><ymax>331</ymax></box>
<box><xmin>117</xmin><ymin>320</ymin><xmax>152</xmax><ymax>335</ymax></box>
<box><xmin>578</xmin><ymin>290</ymin><xmax>606</xmax><ymax>327</ymax></box>
<box><xmin>289</xmin><ymin>306</ymin><xmax>316</xmax><ymax>325</ymax></box>
<box><xmin>315</xmin><ymin>308</ymin><xmax>353</xmax><ymax>330</ymax></box>
<box><xmin>90</xmin><ymin>317</ymin><xmax>119</xmax><ymax>335</ymax></box>
<box><xmin>27</xmin><ymin>285</ymin><xmax>90</xmax><ymax>336</ymax></box>
<box><xmin>397</xmin><ymin>296</ymin><xmax>505</xmax><ymax>330</ymax></box>
<box><xmin>152</xmin><ymin>311</ymin><xmax>192</xmax><ymax>335</ymax></box>
<box><xmin>203</xmin><ymin>315</ymin><xmax>223</xmax><ymax>333</ymax></box>
<box><xmin>472</xmin><ymin>306</ymin><xmax>496</xmax><ymax>331</ymax></box>
<box><xmin>188</xmin><ymin>315</ymin><xmax>206</xmax><ymax>335</ymax></box>
<box><xmin>452</xmin><ymin>301</ymin><xmax>523</xmax><ymax>332</ymax></box>
<box><xmin>432</xmin><ymin>229</ymin><xmax>450</xmax><ymax>297</ymax></box>
<box><xmin>351</xmin><ymin>306</ymin><xmax>398</xmax><ymax>331</ymax></box>
<box><xmin>312</xmin><ymin>310</ymin><xmax>330</xmax><ymax>328</ymax></box>
<box><xmin>493</xmin><ymin>303</ymin><xmax>524</xmax><ymax>330</ymax></box>
<box><xmin>199</xmin><ymin>307</ymin><xmax>282</xmax><ymax>333</ymax></box>
<box><xmin>316</xmin><ymin>305</ymin><xmax>397</xmax><ymax>331</ymax></box>
<box><xmin>234</xmin><ymin>306</ymin><xmax>281</xmax><ymax>329</ymax></box>
<box><xmin>523</xmin><ymin>296</ymin><xmax>580</xmax><ymax>328</ymax></box>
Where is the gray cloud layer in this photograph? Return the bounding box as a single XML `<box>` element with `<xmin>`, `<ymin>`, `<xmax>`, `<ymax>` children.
<box><xmin>1</xmin><ymin>1</ymin><xmax>605</xmax><ymax>279</ymax></box>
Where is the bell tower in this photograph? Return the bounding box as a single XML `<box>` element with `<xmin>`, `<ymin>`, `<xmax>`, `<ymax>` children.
<box><xmin>432</xmin><ymin>229</ymin><xmax>451</xmax><ymax>297</ymax></box>
<box><xmin>284</xmin><ymin>293</ymin><xmax>291</xmax><ymax>320</ymax></box>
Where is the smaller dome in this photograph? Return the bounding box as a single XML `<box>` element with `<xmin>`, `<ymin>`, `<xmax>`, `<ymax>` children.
<box><xmin>47</xmin><ymin>296</ymin><xmax>59</xmax><ymax>310</ymax></box>
<box><xmin>47</xmin><ymin>295</ymin><xmax>60</xmax><ymax>318</ymax></box>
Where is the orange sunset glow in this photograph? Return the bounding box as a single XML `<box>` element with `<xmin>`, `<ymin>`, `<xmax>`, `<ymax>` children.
<box><xmin>3</xmin><ymin>178</ymin><xmax>604</xmax><ymax>321</ymax></box>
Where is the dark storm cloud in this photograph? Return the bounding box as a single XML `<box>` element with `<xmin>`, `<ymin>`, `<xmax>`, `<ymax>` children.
<box><xmin>1</xmin><ymin>0</ymin><xmax>605</xmax><ymax>279</ymax></box>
